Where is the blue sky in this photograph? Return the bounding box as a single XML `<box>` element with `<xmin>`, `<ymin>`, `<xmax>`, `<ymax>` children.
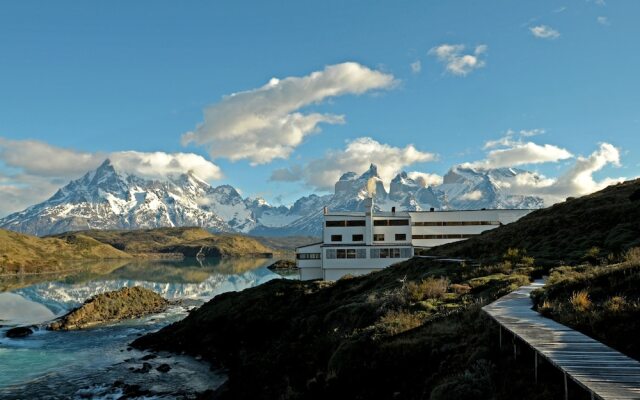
<box><xmin>1</xmin><ymin>0</ymin><xmax>638</xmax><ymax>215</ymax></box>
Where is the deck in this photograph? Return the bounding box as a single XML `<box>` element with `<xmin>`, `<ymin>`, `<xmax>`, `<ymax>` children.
<box><xmin>483</xmin><ymin>282</ymin><xmax>640</xmax><ymax>400</ymax></box>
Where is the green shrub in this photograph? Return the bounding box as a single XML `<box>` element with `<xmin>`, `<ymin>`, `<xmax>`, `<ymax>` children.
<box><xmin>624</xmin><ymin>247</ymin><xmax>640</xmax><ymax>264</ymax></box>
<box><xmin>377</xmin><ymin>310</ymin><xmax>424</xmax><ymax>336</ymax></box>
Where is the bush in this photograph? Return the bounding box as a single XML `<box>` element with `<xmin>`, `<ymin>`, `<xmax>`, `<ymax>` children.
<box><xmin>503</xmin><ymin>248</ymin><xmax>523</xmax><ymax>265</ymax></box>
<box><xmin>406</xmin><ymin>277</ymin><xmax>449</xmax><ymax>302</ymax></box>
<box><xmin>583</xmin><ymin>246</ymin><xmax>601</xmax><ymax>265</ymax></box>
<box><xmin>570</xmin><ymin>290</ymin><xmax>591</xmax><ymax>312</ymax></box>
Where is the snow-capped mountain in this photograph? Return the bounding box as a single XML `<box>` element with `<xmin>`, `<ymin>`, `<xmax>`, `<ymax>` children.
<box><xmin>0</xmin><ymin>160</ymin><xmax>543</xmax><ymax>237</ymax></box>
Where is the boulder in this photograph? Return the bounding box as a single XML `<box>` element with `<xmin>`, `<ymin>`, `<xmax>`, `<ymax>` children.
<box><xmin>5</xmin><ymin>326</ymin><xmax>33</xmax><ymax>338</ymax></box>
<box><xmin>49</xmin><ymin>286</ymin><xmax>168</xmax><ymax>331</ymax></box>
<box><xmin>267</xmin><ymin>259</ymin><xmax>297</xmax><ymax>271</ymax></box>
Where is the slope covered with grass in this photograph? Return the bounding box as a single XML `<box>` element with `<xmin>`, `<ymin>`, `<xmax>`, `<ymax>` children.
<box><xmin>531</xmin><ymin>248</ymin><xmax>640</xmax><ymax>360</ymax></box>
<box><xmin>53</xmin><ymin>227</ymin><xmax>275</xmax><ymax>257</ymax></box>
<box><xmin>0</xmin><ymin>229</ymin><xmax>131</xmax><ymax>274</ymax></box>
<box><xmin>429</xmin><ymin>179</ymin><xmax>640</xmax><ymax>265</ymax></box>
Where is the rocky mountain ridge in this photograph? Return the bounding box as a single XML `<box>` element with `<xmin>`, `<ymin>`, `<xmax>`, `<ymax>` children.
<box><xmin>0</xmin><ymin>160</ymin><xmax>543</xmax><ymax>237</ymax></box>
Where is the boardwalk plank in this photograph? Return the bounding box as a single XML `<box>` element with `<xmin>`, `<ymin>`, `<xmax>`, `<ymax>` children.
<box><xmin>483</xmin><ymin>282</ymin><xmax>640</xmax><ymax>400</ymax></box>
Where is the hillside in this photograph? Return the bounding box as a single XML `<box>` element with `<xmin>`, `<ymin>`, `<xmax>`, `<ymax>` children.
<box><xmin>0</xmin><ymin>229</ymin><xmax>131</xmax><ymax>274</ymax></box>
<box><xmin>53</xmin><ymin>227</ymin><xmax>275</xmax><ymax>257</ymax></box>
<box><xmin>428</xmin><ymin>178</ymin><xmax>640</xmax><ymax>265</ymax></box>
<box><xmin>134</xmin><ymin>259</ymin><xmax>568</xmax><ymax>399</ymax></box>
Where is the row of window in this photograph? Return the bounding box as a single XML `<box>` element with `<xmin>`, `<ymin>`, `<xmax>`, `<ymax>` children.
<box><xmin>413</xmin><ymin>234</ymin><xmax>477</xmax><ymax>239</ymax></box>
<box><xmin>330</xmin><ymin>233</ymin><xmax>408</xmax><ymax>242</ymax></box>
<box><xmin>325</xmin><ymin>247</ymin><xmax>412</xmax><ymax>259</ymax></box>
<box><xmin>297</xmin><ymin>253</ymin><xmax>321</xmax><ymax>260</ymax></box>
<box><xmin>325</xmin><ymin>219</ymin><xmax>410</xmax><ymax>227</ymax></box>
<box><xmin>412</xmin><ymin>221</ymin><xmax>500</xmax><ymax>226</ymax></box>
<box><xmin>325</xmin><ymin>220</ymin><xmax>366</xmax><ymax>227</ymax></box>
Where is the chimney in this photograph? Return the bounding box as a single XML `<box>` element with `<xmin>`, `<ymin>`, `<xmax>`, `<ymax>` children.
<box><xmin>430</xmin><ymin>207</ymin><xmax>435</xmax><ymax>212</ymax></box>
<box><xmin>364</xmin><ymin>198</ymin><xmax>374</xmax><ymax>245</ymax></box>
<box><xmin>391</xmin><ymin>206</ymin><xmax>396</xmax><ymax>213</ymax></box>
<box><xmin>323</xmin><ymin>206</ymin><xmax>328</xmax><ymax>215</ymax></box>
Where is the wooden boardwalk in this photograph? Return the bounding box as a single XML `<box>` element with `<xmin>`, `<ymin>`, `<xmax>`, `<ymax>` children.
<box><xmin>483</xmin><ymin>282</ymin><xmax>640</xmax><ymax>400</ymax></box>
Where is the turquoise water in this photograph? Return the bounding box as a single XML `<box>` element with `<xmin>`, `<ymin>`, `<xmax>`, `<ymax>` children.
<box><xmin>0</xmin><ymin>258</ymin><xmax>286</xmax><ymax>399</ymax></box>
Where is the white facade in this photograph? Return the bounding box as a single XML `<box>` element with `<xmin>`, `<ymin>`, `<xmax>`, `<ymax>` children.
<box><xmin>296</xmin><ymin>200</ymin><xmax>533</xmax><ymax>281</ymax></box>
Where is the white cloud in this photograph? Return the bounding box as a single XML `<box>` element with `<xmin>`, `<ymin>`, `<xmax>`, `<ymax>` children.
<box><xmin>597</xmin><ymin>16</ymin><xmax>610</xmax><ymax>26</ymax></box>
<box><xmin>0</xmin><ymin>138</ymin><xmax>103</xmax><ymax>177</ymax></box>
<box><xmin>109</xmin><ymin>151</ymin><xmax>222</xmax><ymax>181</ymax></box>
<box><xmin>270</xmin><ymin>137</ymin><xmax>436</xmax><ymax>191</ymax></box>
<box><xmin>489</xmin><ymin>143</ymin><xmax>625</xmax><ymax>205</ymax></box>
<box><xmin>182</xmin><ymin>62</ymin><xmax>397</xmax><ymax>165</ymax></box>
<box><xmin>428</xmin><ymin>44</ymin><xmax>487</xmax><ymax>76</ymax></box>
<box><xmin>460</xmin><ymin>190</ymin><xmax>483</xmax><ymax>201</ymax></box>
<box><xmin>407</xmin><ymin>171</ymin><xmax>443</xmax><ymax>187</ymax></box>
<box><xmin>466</xmin><ymin>130</ymin><xmax>573</xmax><ymax>169</ymax></box>
<box><xmin>410</xmin><ymin>60</ymin><xmax>422</xmax><ymax>74</ymax></box>
<box><xmin>0</xmin><ymin>138</ymin><xmax>223</xmax><ymax>216</ymax></box>
<box><xmin>530</xmin><ymin>25</ymin><xmax>560</xmax><ymax>40</ymax></box>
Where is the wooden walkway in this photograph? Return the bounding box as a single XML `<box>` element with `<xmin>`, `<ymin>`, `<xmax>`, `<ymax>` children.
<box><xmin>483</xmin><ymin>282</ymin><xmax>640</xmax><ymax>400</ymax></box>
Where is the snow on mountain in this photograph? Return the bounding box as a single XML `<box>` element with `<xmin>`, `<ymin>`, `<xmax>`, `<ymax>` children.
<box><xmin>0</xmin><ymin>160</ymin><xmax>544</xmax><ymax>237</ymax></box>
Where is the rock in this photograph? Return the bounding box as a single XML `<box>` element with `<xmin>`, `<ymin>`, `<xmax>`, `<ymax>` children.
<box><xmin>49</xmin><ymin>286</ymin><xmax>168</xmax><ymax>331</ymax></box>
<box><xmin>141</xmin><ymin>354</ymin><xmax>157</xmax><ymax>361</ymax></box>
<box><xmin>133</xmin><ymin>362</ymin><xmax>153</xmax><ymax>373</ymax></box>
<box><xmin>267</xmin><ymin>259</ymin><xmax>297</xmax><ymax>271</ymax></box>
<box><xmin>156</xmin><ymin>363</ymin><xmax>171</xmax><ymax>373</ymax></box>
<box><xmin>5</xmin><ymin>326</ymin><xmax>33</xmax><ymax>338</ymax></box>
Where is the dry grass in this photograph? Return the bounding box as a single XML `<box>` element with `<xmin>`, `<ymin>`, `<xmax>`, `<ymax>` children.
<box><xmin>377</xmin><ymin>310</ymin><xmax>425</xmax><ymax>336</ymax></box>
<box><xmin>569</xmin><ymin>290</ymin><xmax>592</xmax><ymax>312</ymax></box>
<box><xmin>604</xmin><ymin>296</ymin><xmax>627</xmax><ymax>313</ymax></box>
<box><xmin>405</xmin><ymin>277</ymin><xmax>449</xmax><ymax>302</ymax></box>
<box><xmin>624</xmin><ymin>247</ymin><xmax>640</xmax><ymax>263</ymax></box>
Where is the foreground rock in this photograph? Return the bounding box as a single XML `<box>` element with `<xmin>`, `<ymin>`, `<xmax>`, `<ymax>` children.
<box><xmin>267</xmin><ymin>259</ymin><xmax>297</xmax><ymax>271</ymax></box>
<box><xmin>5</xmin><ymin>326</ymin><xmax>34</xmax><ymax>338</ymax></box>
<box><xmin>49</xmin><ymin>286</ymin><xmax>168</xmax><ymax>331</ymax></box>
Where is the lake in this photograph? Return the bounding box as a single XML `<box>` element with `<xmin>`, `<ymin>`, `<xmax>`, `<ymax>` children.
<box><xmin>0</xmin><ymin>258</ymin><xmax>291</xmax><ymax>399</ymax></box>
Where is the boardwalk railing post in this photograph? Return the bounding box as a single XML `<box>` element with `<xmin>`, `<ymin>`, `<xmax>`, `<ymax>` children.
<box><xmin>564</xmin><ymin>372</ymin><xmax>568</xmax><ymax>400</ymax></box>
<box><xmin>534</xmin><ymin>352</ymin><xmax>538</xmax><ymax>384</ymax></box>
<box><xmin>499</xmin><ymin>325</ymin><xmax>502</xmax><ymax>349</ymax></box>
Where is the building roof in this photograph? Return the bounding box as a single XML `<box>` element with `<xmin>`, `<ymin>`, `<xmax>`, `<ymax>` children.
<box><xmin>295</xmin><ymin>241</ymin><xmax>323</xmax><ymax>250</ymax></box>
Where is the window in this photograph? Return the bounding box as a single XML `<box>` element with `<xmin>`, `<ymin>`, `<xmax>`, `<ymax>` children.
<box><xmin>352</xmin><ymin>234</ymin><xmax>364</xmax><ymax>242</ymax></box>
<box><xmin>331</xmin><ymin>234</ymin><xmax>342</xmax><ymax>242</ymax></box>
<box><xmin>395</xmin><ymin>233</ymin><xmax>407</xmax><ymax>241</ymax></box>
<box><xmin>326</xmin><ymin>220</ymin><xmax>346</xmax><ymax>227</ymax></box>
<box><xmin>373</xmin><ymin>234</ymin><xmax>385</xmax><ymax>241</ymax></box>
<box><xmin>329</xmin><ymin>248</ymin><xmax>366</xmax><ymax>259</ymax></box>
<box><xmin>297</xmin><ymin>253</ymin><xmax>321</xmax><ymax>260</ymax></box>
<box><xmin>370</xmin><ymin>247</ymin><xmax>412</xmax><ymax>259</ymax></box>
<box><xmin>413</xmin><ymin>221</ymin><xmax>501</xmax><ymax>226</ymax></box>
<box><xmin>374</xmin><ymin>219</ymin><xmax>410</xmax><ymax>226</ymax></box>
<box><xmin>412</xmin><ymin>234</ymin><xmax>476</xmax><ymax>239</ymax></box>
<box><xmin>346</xmin><ymin>220</ymin><xmax>366</xmax><ymax>227</ymax></box>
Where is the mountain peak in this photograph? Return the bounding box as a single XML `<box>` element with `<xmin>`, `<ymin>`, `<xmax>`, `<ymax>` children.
<box><xmin>359</xmin><ymin>163</ymin><xmax>379</xmax><ymax>179</ymax></box>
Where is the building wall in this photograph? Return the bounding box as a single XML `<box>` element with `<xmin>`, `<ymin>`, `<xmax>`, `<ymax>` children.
<box><xmin>324</xmin><ymin>268</ymin><xmax>382</xmax><ymax>281</ymax></box>
<box><xmin>409</xmin><ymin>209</ymin><xmax>532</xmax><ymax>248</ymax></box>
<box><xmin>296</xmin><ymin>243</ymin><xmax>322</xmax><ymax>280</ymax></box>
<box><xmin>321</xmin><ymin>245</ymin><xmax>413</xmax><ymax>270</ymax></box>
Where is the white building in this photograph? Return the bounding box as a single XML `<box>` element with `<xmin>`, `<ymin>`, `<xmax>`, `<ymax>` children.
<box><xmin>296</xmin><ymin>199</ymin><xmax>532</xmax><ymax>281</ymax></box>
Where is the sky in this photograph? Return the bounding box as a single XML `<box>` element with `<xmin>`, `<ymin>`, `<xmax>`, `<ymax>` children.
<box><xmin>1</xmin><ymin>0</ymin><xmax>639</xmax><ymax>216</ymax></box>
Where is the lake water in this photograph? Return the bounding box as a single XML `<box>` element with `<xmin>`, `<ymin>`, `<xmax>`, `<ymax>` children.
<box><xmin>0</xmin><ymin>258</ymin><xmax>291</xmax><ymax>399</ymax></box>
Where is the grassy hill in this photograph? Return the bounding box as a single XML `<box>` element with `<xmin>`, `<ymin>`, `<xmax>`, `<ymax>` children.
<box><xmin>52</xmin><ymin>227</ymin><xmax>275</xmax><ymax>258</ymax></box>
<box><xmin>428</xmin><ymin>178</ymin><xmax>640</xmax><ymax>265</ymax></box>
<box><xmin>0</xmin><ymin>229</ymin><xmax>131</xmax><ymax>274</ymax></box>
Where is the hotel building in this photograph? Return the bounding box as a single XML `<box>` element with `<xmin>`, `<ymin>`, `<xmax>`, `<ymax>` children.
<box><xmin>296</xmin><ymin>198</ymin><xmax>532</xmax><ymax>280</ymax></box>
